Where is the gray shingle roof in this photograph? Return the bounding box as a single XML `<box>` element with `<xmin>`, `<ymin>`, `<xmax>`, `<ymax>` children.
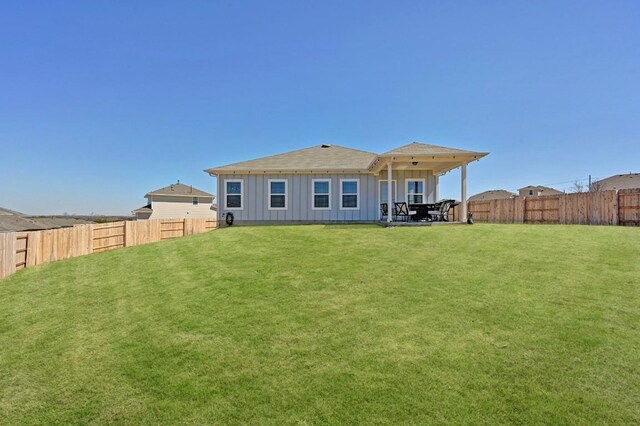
<box><xmin>593</xmin><ymin>173</ymin><xmax>640</xmax><ymax>190</ymax></box>
<box><xmin>206</xmin><ymin>142</ymin><xmax>488</xmax><ymax>174</ymax></box>
<box><xmin>132</xmin><ymin>204</ymin><xmax>152</xmax><ymax>213</ymax></box>
<box><xmin>205</xmin><ymin>144</ymin><xmax>378</xmax><ymax>173</ymax></box>
<box><xmin>469</xmin><ymin>190</ymin><xmax>516</xmax><ymax>202</ymax></box>
<box><xmin>0</xmin><ymin>207</ymin><xmax>26</xmax><ymax>216</ymax></box>
<box><xmin>145</xmin><ymin>183</ymin><xmax>214</xmax><ymax>198</ymax></box>
<box><xmin>0</xmin><ymin>210</ymin><xmax>94</xmax><ymax>232</ymax></box>
<box><xmin>518</xmin><ymin>185</ymin><xmax>563</xmax><ymax>194</ymax></box>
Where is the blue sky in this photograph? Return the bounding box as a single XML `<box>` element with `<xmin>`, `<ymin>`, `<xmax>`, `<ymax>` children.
<box><xmin>1</xmin><ymin>1</ymin><xmax>638</xmax><ymax>215</ymax></box>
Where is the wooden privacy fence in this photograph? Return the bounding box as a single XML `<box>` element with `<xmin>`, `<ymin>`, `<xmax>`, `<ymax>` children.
<box><xmin>468</xmin><ymin>189</ymin><xmax>640</xmax><ymax>226</ymax></box>
<box><xmin>0</xmin><ymin>218</ymin><xmax>217</xmax><ymax>279</ymax></box>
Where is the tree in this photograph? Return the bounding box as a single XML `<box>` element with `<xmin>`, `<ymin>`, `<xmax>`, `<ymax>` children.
<box><xmin>572</xmin><ymin>181</ymin><xmax>585</xmax><ymax>193</ymax></box>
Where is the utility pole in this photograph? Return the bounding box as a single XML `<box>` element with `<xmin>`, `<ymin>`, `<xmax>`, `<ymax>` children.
<box><xmin>588</xmin><ymin>174</ymin><xmax>592</xmax><ymax>191</ymax></box>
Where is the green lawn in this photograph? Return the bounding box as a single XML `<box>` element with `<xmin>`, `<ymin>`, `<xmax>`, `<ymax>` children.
<box><xmin>1</xmin><ymin>224</ymin><xmax>639</xmax><ymax>424</ymax></box>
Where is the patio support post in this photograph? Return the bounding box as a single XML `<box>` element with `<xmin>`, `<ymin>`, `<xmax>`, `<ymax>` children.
<box><xmin>434</xmin><ymin>174</ymin><xmax>439</xmax><ymax>201</ymax></box>
<box><xmin>461</xmin><ymin>163</ymin><xmax>467</xmax><ymax>222</ymax></box>
<box><xmin>387</xmin><ymin>161</ymin><xmax>393</xmax><ymax>222</ymax></box>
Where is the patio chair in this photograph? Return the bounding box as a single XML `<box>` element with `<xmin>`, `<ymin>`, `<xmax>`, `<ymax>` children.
<box><xmin>427</xmin><ymin>202</ymin><xmax>441</xmax><ymax>221</ymax></box>
<box><xmin>380</xmin><ymin>203</ymin><xmax>389</xmax><ymax>221</ymax></box>
<box><xmin>393</xmin><ymin>202</ymin><xmax>417</xmax><ymax>222</ymax></box>
<box><xmin>429</xmin><ymin>200</ymin><xmax>452</xmax><ymax>222</ymax></box>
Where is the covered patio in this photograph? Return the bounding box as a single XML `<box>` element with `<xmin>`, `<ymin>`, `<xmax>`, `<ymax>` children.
<box><xmin>368</xmin><ymin>143</ymin><xmax>489</xmax><ymax>224</ymax></box>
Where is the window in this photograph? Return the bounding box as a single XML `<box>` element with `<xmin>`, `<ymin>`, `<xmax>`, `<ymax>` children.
<box><xmin>528</xmin><ymin>190</ymin><xmax>534</xmax><ymax>196</ymax></box>
<box><xmin>340</xmin><ymin>179</ymin><xmax>359</xmax><ymax>209</ymax></box>
<box><xmin>312</xmin><ymin>179</ymin><xmax>331</xmax><ymax>209</ymax></box>
<box><xmin>268</xmin><ymin>179</ymin><xmax>288</xmax><ymax>210</ymax></box>
<box><xmin>379</xmin><ymin>180</ymin><xmax>397</xmax><ymax>205</ymax></box>
<box><xmin>225</xmin><ymin>179</ymin><xmax>243</xmax><ymax>210</ymax></box>
<box><xmin>192</xmin><ymin>197</ymin><xmax>199</xmax><ymax>205</ymax></box>
<box><xmin>406</xmin><ymin>179</ymin><xmax>425</xmax><ymax>204</ymax></box>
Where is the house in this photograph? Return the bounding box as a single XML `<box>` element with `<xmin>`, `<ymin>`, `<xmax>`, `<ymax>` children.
<box><xmin>468</xmin><ymin>190</ymin><xmax>516</xmax><ymax>202</ymax></box>
<box><xmin>133</xmin><ymin>182</ymin><xmax>216</xmax><ymax>220</ymax></box>
<box><xmin>517</xmin><ymin>185</ymin><xmax>563</xmax><ymax>197</ymax></box>
<box><xmin>591</xmin><ymin>173</ymin><xmax>640</xmax><ymax>191</ymax></box>
<box><xmin>205</xmin><ymin>142</ymin><xmax>488</xmax><ymax>225</ymax></box>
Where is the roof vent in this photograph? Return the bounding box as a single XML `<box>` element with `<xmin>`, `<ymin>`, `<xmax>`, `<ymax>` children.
<box><xmin>321</xmin><ymin>144</ymin><xmax>332</xmax><ymax>148</ymax></box>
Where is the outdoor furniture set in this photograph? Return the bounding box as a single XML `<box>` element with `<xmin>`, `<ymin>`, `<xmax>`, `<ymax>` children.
<box><xmin>380</xmin><ymin>200</ymin><xmax>458</xmax><ymax>222</ymax></box>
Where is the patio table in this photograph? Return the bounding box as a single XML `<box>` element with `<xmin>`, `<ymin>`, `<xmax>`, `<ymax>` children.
<box><xmin>409</xmin><ymin>203</ymin><xmax>439</xmax><ymax>221</ymax></box>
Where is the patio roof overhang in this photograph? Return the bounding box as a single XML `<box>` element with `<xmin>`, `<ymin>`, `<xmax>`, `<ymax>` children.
<box><xmin>368</xmin><ymin>152</ymin><xmax>489</xmax><ymax>175</ymax></box>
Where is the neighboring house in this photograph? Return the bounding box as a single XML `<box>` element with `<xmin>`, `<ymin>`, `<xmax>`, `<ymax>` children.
<box><xmin>469</xmin><ymin>190</ymin><xmax>516</xmax><ymax>202</ymax></box>
<box><xmin>205</xmin><ymin>142</ymin><xmax>488</xmax><ymax>225</ymax></box>
<box><xmin>0</xmin><ymin>207</ymin><xmax>94</xmax><ymax>232</ymax></box>
<box><xmin>592</xmin><ymin>173</ymin><xmax>640</xmax><ymax>191</ymax></box>
<box><xmin>133</xmin><ymin>182</ymin><xmax>216</xmax><ymax>220</ymax></box>
<box><xmin>0</xmin><ymin>207</ymin><xmax>25</xmax><ymax>217</ymax></box>
<box><xmin>518</xmin><ymin>185</ymin><xmax>564</xmax><ymax>197</ymax></box>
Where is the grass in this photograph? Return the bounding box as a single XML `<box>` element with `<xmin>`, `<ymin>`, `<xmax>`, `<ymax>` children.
<box><xmin>0</xmin><ymin>224</ymin><xmax>639</xmax><ymax>424</ymax></box>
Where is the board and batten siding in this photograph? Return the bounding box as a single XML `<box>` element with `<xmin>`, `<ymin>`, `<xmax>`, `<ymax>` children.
<box><xmin>217</xmin><ymin>170</ymin><xmax>436</xmax><ymax>224</ymax></box>
<box><xmin>391</xmin><ymin>170</ymin><xmax>437</xmax><ymax>207</ymax></box>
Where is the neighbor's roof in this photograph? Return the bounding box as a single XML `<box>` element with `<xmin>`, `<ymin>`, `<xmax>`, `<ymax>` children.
<box><xmin>0</xmin><ymin>210</ymin><xmax>94</xmax><ymax>232</ymax></box>
<box><xmin>145</xmin><ymin>183</ymin><xmax>214</xmax><ymax>198</ymax></box>
<box><xmin>132</xmin><ymin>204</ymin><xmax>153</xmax><ymax>213</ymax></box>
<box><xmin>205</xmin><ymin>144</ymin><xmax>378</xmax><ymax>174</ymax></box>
<box><xmin>468</xmin><ymin>190</ymin><xmax>516</xmax><ymax>202</ymax></box>
<box><xmin>0</xmin><ymin>207</ymin><xmax>26</xmax><ymax>216</ymax></box>
<box><xmin>518</xmin><ymin>185</ymin><xmax>563</xmax><ymax>193</ymax></box>
<box><xmin>26</xmin><ymin>217</ymin><xmax>94</xmax><ymax>229</ymax></box>
<box><xmin>593</xmin><ymin>173</ymin><xmax>640</xmax><ymax>190</ymax></box>
<box><xmin>381</xmin><ymin>142</ymin><xmax>489</xmax><ymax>158</ymax></box>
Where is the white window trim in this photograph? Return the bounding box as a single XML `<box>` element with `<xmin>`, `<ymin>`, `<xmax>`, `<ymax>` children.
<box><xmin>378</xmin><ymin>179</ymin><xmax>397</xmax><ymax>207</ymax></box>
<box><xmin>192</xmin><ymin>196</ymin><xmax>199</xmax><ymax>205</ymax></box>
<box><xmin>340</xmin><ymin>178</ymin><xmax>360</xmax><ymax>210</ymax></box>
<box><xmin>268</xmin><ymin>179</ymin><xmax>288</xmax><ymax>210</ymax></box>
<box><xmin>311</xmin><ymin>179</ymin><xmax>331</xmax><ymax>210</ymax></box>
<box><xmin>405</xmin><ymin>178</ymin><xmax>426</xmax><ymax>204</ymax></box>
<box><xmin>224</xmin><ymin>179</ymin><xmax>244</xmax><ymax>211</ymax></box>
